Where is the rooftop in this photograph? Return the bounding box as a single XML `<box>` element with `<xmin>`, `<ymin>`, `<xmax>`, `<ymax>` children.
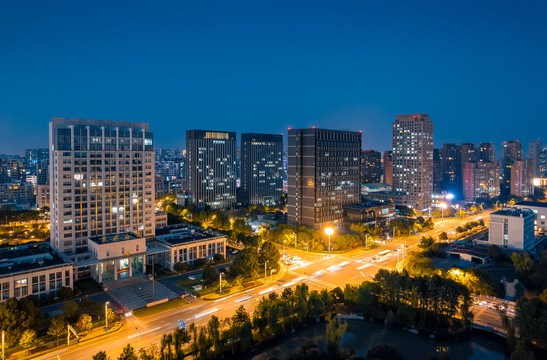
<box><xmin>0</xmin><ymin>243</ymin><xmax>71</xmax><ymax>277</ymax></box>
<box><xmin>492</xmin><ymin>208</ymin><xmax>535</xmax><ymax>217</ymax></box>
<box><xmin>88</xmin><ymin>232</ymin><xmax>141</xmax><ymax>245</ymax></box>
<box><xmin>155</xmin><ymin>223</ymin><xmax>225</xmax><ymax>246</ymax></box>
<box><xmin>516</xmin><ymin>201</ymin><xmax>547</xmax><ymax>209</ymax></box>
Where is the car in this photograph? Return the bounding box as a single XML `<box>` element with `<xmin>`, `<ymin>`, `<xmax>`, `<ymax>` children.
<box><xmin>124</xmin><ymin>310</ymin><xmax>133</xmax><ymax>317</ymax></box>
<box><xmin>188</xmin><ymin>276</ymin><xmax>196</xmax><ymax>280</ymax></box>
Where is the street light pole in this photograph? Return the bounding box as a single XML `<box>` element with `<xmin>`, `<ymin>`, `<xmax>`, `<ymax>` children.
<box><xmin>264</xmin><ymin>260</ymin><xmax>269</xmax><ymax>285</ymax></box>
<box><xmin>365</xmin><ymin>234</ymin><xmax>369</xmax><ymax>250</ymax></box>
<box><xmin>105</xmin><ymin>301</ymin><xmax>110</xmax><ymax>331</ymax></box>
<box><xmin>219</xmin><ymin>273</ymin><xmax>223</xmax><ymax>296</ymax></box>
<box><xmin>295</xmin><ymin>232</ymin><xmax>297</xmax><ymax>250</ymax></box>
<box><xmin>324</xmin><ymin>227</ymin><xmax>334</xmax><ymax>257</ymax></box>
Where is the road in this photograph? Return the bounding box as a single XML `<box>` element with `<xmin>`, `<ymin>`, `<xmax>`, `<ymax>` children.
<box><xmin>36</xmin><ymin>212</ymin><xmax>507</xmax><ymax>359</ymax></box>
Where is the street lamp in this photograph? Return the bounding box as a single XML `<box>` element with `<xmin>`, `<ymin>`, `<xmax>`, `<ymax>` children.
<box><xmin>294</xmin><ymin>232</ymin><xmax>297</xmax><ymax>250</ymax></box>
<box><xmin>219</xmin><ymin>273</ymin><xmax>223</xmax><ymax>296</ymax></box>
<box><xmin>440</xmin><ymin>202</ymin><xmax>447</xmax><ymax>219</ymax></box>
<box><xmin>324</xmin><ymin>227</ymin><xmax>334</xmax><ymax>257</ymax></box>
<box><xmin>264</xmin><ymin>260</ymin><xmax>269</xmax><ymax>285</ymax></box>
<box><xmin>365</xmin><ymin>233</ymin><xmax>369</xmax><ymax>250</ymax></box>
<box><xmin>392</xmin><ymin>226</ymin><xmax>397</xmax><ymax>242</ymax></box>
<box><xmin>105</xmin><ymin>301</ymin><xmax>110</xmax><ymax>331</ymax></box>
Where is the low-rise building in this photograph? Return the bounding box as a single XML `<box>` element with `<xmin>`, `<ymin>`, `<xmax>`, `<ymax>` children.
<box><xmin>362</xmin><ymin>191</ymin><xmax>411</xmax><ymax>207</ymax></box>
<box><xmin>155</xmin><ymin>224</ymin><xmax>226</xmax><ymax>271</ymax></box>
<box><xmin>343</xmin><ymin>202</ymin><xmax>395</xmax><ymax>225</ymax></box>
<box><xmin>0</xmin><ymin>182</ymin><xmax>35</xmax><ymax>209</ymax></box>
<box><xmin>87</xmin><ymin>233</ymin><xmax>147</xmax><ymax>282</ymax></box>
<box><xmin>488</xmin><ymin>208</ymin><xmax>536</xmax><ymax>250</ymax></box>
<box><xmin>514</xmin><ymin>201</ymin><xmax>547</xmax><ymax>233</ymax></box>
<box><xmin>0</xmin><ymin>243</ymin><xmax>73</xmax><ymax>302</ymax></box>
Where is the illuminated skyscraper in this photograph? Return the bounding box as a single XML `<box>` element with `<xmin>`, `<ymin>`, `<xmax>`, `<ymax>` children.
<box><xmin>49</xmin><ymin>117</ymin><xmax>155</xmax><ymax>256</ymax></box>
<box><xmin>392</xmin><ymin>114</ymin><xmax>434</xmax><ymax>209</ymax></box>
<box><xmin>186</xmin><ymin>130</ymin><xmax>237</xmax><ymax>209</ymax></box>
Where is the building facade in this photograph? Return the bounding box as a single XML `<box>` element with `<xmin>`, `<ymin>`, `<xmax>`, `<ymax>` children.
<box><xmin>478</xmin><ymin>142</ymin><xmax>495</xmax><ymax>163</ymax></box>
<box><xmin>287</xmin><ymin>128</ymin><xmax>361</xmax><ymax>228</ymax></box>
<box><xmin>514</xmin><ymin>201</ymin><xmax>547</xmax><ymax>233</ymax></box>
<box><xmin>36</xmin><ymin>184</ymin><xmax>50</xmax><ymax>208</ymax></box>
<box><xmin>0</xmin><ymin>182</ymin><xmax>35</xmax><ymax>208</ymax></box>
<box><xmin>49</xmin><ymin>117</ymin><xmax>155</xmax><ymax>257</ymax></box>
<box><xmin>462</xmin><ymin>161</ymin><xmax>500</xmax><ymax>201</ymax></box>
<box><xmin>382</xmin><ymin>150</ymin><xmax>392</xmax><ymax>185</ymax></box>
<box><xmin>361</xmin><ymin>150</ymin><xmax>382</xmax><ymax>184</ymax></box>
<box><xmin>240</xmin><ymin>133</ymin><xmax>283</xmax><ymax>206</ymax></box>
<box><xmin>441</xmin><ymin>143</ymin><xmax>462</xmax><ymax>198</ymax></box>
<box><xmin>529</xmin><ymin>139</ymin><xmax>541</xmax><ymax>178</ymax></box>
<box><xmin>511</xmin><ymin>159</ymin><xmax>533</xmax><ymax>197</ymax></box>
<box><xmin>502</xmin><ymin>140</ymin><xmax>523</xmax><ymax>196</ymax></box>
<box><xmin>392</xmin><ymin>114</ymin><xmax>434</xmax><ymax>209</ymax></box>
<box><xmin>488</xmin><ymin>208</ymin><xmax>535</xmax><ymax>250</ymax></box>
<box><xmin>186</xmin><ymin>130</ymin><xmax>237</xmax><ymax>209</ymax></box>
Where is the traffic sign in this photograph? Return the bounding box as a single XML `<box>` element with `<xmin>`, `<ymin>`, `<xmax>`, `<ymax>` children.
<box><xmin>178</xmin><ymin>320</ymin><xmax>185</xmax><ymax>329</ymax></box>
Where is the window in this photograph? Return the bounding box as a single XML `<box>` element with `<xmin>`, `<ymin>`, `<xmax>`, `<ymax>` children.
<box><xmin>106</xmin><ymin>250</ymin><xmax>110</xmax><ymax>257</ymax></box>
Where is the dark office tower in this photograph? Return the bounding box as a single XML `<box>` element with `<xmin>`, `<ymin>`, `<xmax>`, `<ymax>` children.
<box><xmin>240</xmin><ymin>133</ymin><xmax>283</xmax><ymax>206</ymax></box>
<box><xmin>49</xmin><ymin>117</ymin><xmax>155</xmax><ymax>255</ymax></box>
<box><xmin>382</xmin><ymin>150</ymin><xmax>393</xmax><ymax>185</ymax></box>
<box><xmin>540</xmin><ymin>146</ymin><xmax>547</xmax><ymax>177</ymax></box>
<box><xmin>392</xmin><ymin>114</ymin><xmax>434</xmax><ymax>209</ymax></box>
<box><xmin>529</xmin><ymin>139</ymin><xmax>541</xmax><ymax>177</ymax></box>
<box><xmin>186</xmin><ymin>130</ymin><xmax>237</xmax><ymax>209</ymax></box>
<box><xmin>361</xmin><ymin>150</ymin><xmax>382</xmax><ymax>183</ymax></box>
<box><xmin>288</xmin><ymin>128</ymin><xmax>361</xmax><ymax>228</ymax></box>
<box><xmin>479</xmin><ymin>142</ymin><xmax>495</xmax><ymax>163</ymax></box>
<box><xmin>37</xmin><ymin>158</ymin><xmax>49</xmax><ymax>185</ymax></box>
<box><xmin>433</xmin><ymin>149</ymin><xmax>443</xmax><ymax>193</ymax></box>
<box><xmin>501</xmin><ymin>140</ymin><xmax>523</xmax><ymax>196</ymax></box>
<box><xmin>441</xmin><ymin>143</ymin><xmax>462</xmax><ymax>198</ymax></box>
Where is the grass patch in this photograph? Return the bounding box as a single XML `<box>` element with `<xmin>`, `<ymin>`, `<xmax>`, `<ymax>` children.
<box><xmin>133</xmin><ymin>297</ymin><xmax>188</xmax><ymax>318</ymax></box>
<box><xmin>176</xmin><ymin>278</ymin><xmax>202</xmax><ymax>290</ymax></box>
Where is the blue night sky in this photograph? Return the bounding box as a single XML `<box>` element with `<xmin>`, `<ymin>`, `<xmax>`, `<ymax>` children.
<box><xmin>1</xmin><ymin>0</ymin><xmax>546</xmax><ymax>155</ymax></box>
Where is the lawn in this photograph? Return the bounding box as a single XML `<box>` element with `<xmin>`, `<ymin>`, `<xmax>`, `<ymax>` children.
<box><xmin>176</xmin><ymin>277</ymin><xmax>202</xmax><ymax>290</ymax></box>
<box><xmin>133</xmin><ymin>297</ymin><xmax>189</xmax><ymax>318</ymax></box>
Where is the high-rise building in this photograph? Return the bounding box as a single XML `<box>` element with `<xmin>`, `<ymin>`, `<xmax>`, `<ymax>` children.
<box><xmin>478</xmin><ymin>142</ymin><xmax>495</xmax><ymax>163</ymax></box>
<box><xmin>392</xmin><ymin>114</ymin><xmax>434</xmax><ymax>209</ymax></box>
<box><xmin>462</xmin><ymin>161</ymin><xmax>500</xmax><ymax>201</ymax></box>
<box><xmin>539</xmin><ymin>145</ymin><xmax>547</xmax><ymax>177</ymax></box>
<box><xmin>382</xmin><ymin>150</ymin><xmax>392</xmax><ymax>185</ymax></box>
<box><xmin>240</xmin><ymin>133</ymin><xmax>283</xmax><ymax>206</ymax></box>
<box><xmin>529</xmin><ymin>139</ymin><xmax>541</xmax><ymax>178</ymax></box>
<box><xmin>441</xmin><ymin>143</ymin><xmax>462</xmax><ymax>198</ymax></box>
<box><xmin>502</xmin><ymin>140</ymin><xmax>523</xmax><ymax>196</ymax></box>
<box><xmin>186</xmin><ymin>130</ymin><xmax>237</xmax><ymax>209</ymax></box>
<box><xmin>49</xmin><ymin>117</ymin><xmax>155</xmax><ymax>256</ymax></box>
<box><xmin>0</xmin><ymin>158</ymin><xmax>26</xmax><ymax>183</ymax></box>
<box><xmin>361</xmin><ymin>150</ymin><xmax>382</xmax><ymax>183</ymax></box>
<box><xmin>433</xmin><ymin>149</ymin><xmax>443</xmax><ymax>194</ymax></box>
<box><xmin>155</xmin><ymin>160</ymin><xmax>179</xmax><ymax>181</ymax></box>
<box><xmin>288</xmin><ymin>128</ymin><xmax>361</xmax><ymax>228</ymax></box>
<box><xmin>511</xmin><ymin>159</ymin><xmax>533</xmax><ymax>197</ymax></box>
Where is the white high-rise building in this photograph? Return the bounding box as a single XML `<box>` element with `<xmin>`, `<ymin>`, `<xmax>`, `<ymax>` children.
<box><xmin>49</xmin><ymin>117</ymin><xmax>155</xmax><ymax>257</ymax></box>
<box><xmin>392</xmin><ymin>114</ymin><xmax>434</xmax><ymax>210</ymax></box>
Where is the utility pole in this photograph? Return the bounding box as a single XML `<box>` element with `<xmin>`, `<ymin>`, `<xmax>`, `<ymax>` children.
<box><xmin>219</xmin><ymin>273</ymin><xmax>222</xmax><ymax>296</ymax></box>
<box><xmin>365</xmin><ymin>234</ymin><xmax>369</xmax><ymax>250</ymax></box>
<box><xmin>294</xmin><ymin>232</ymin><xmax>297</xmax><ymax>250</ymax></box>
<box><xmin>152</xmin><ymin>253</ymin><xmax>155</xmax><ymax>298</ymax></box>
<box><xmin>264</xmin><ymin>260</ymin><xmax>269</xmax><ymax>285</ymax></box>
<box><xmin>2</xmin><ymin>330</ymin><xmax>4</xmax><ymax>360</ymax></box>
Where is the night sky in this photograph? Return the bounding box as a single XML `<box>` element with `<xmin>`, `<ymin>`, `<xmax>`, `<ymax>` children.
<box><xmin>1</xmin><ymin>1</ymin><xmax>546</xmax><ymax>155</ymax></box>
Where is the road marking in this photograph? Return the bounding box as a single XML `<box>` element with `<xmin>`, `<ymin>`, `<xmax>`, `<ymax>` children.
<box><xmin>258</xmin><ymin>287</ymin><xmax>277</xmax><ymax>295</ymax></box>
<box><xmin>214</xmin><ymin>293</ymin><xmax>238</xmax><ymax>302</ymax></box>
<box><xmin>35</xmin><ymin>349</ymin><xmax>68</xmax><ymax>360</ymax></box>
<box><xmin>194</xmin><ymin>307</ymin><xmax>219</xmax><ymax>319</ymax></box>
<box><xmin>234</xmin><ymin>295</ymin><xmax>252</xmax><ymax>303</ymax></box>
<box><xmin>127</xmin><ymin>326</ymin><xmax>163</xmax><ymax>339</ymax></box>
<box><xmin>356</xmin><ymin>263</ymin><xmax>372</xmax><ymax>270</ymax></box>
<box><xmin>311</xmin><ymin>270</ymin><xmax>325</xmax><ymax>278</ymax></box>
<box><xmin>337</xmin><ymin>261</ymin><xmax>350</xmax><ymax>267</ymax></box>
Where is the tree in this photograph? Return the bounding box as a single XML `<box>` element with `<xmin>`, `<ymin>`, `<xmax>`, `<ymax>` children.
<box><xmin>174</xmin><ymin>262</ymin><xmax>188</xmax><ymax>273</ymax></box>
<box><xmin>0</xmin><ymin>297</ymin><xmax>44</xmax><ymax>345</ymax></box>
<box><xmin>260</xmin><ymin>241</ymin><xmax>281</xmax><ymax>269</ymax></box>
<box><xmin>118</xmin><ymin>344</ymin><xmax>138</xmax><ymax>360</ymax></box>
<box><xmin>19</xmin><ymin>329</ymin><xmax>37</xmax><ymax>353</ymax></box>
<box><xmin>325</xmin><ymin>314</ymin><xmax>347</xmax><ymax>353</ymax></box>
<box><xmin>439</xmin><ymin>231</ymin><xmax>448</xmax><ymax>241</ymax></box>
<box><xmin>48</xmin><ymin>316</ymin><xmax>67</xmax><ymax>346</ymax></box>
<box><xmin>76</xmin><ymin>313</ymin><xmax>93</xmax><ymax>332</ymax></box>
<box><xmin>233</xmin><ymin>275</ymin><xmax>244</xmax><ymax>288</ymax></box>
<box><xmin>366</xmin><ymin>343</ymin><xmax>403</xmax><ymax>360</ymax></box>
<box><xmin>511</xmin><ymin>252</ymin><xmax>534</xmax><ymax>274</ymax></box>
<box><xmin>488</xmin><ymin>245</ymin><xmax>503</xmax><ymax>260</ymax></box>
<box><xmin>63</xmin><ymin>300</ymin><xmax>79</xmax><ymax>318</ymax></box>
<box><xmin>230</xmin><ymin>247</ymin><xmax>259</xmax><ymax>277</ymax></box>
<box><xmin>202</xmin><ymin>265</ymin><xmax>217</xmax><ymax>284</ymax></box>
<box><xmin>92</xmin><ymin>351</ymin><xmax>110</xmax><ymax>360</ymax></box>
<box><xmin>107</xmin><ymin>308</ymin><xmax>117</xmax><ymax>324</ymax></box>
<box><xmin>456</xmin><ymin>210</ymin><xmax>466</xmax><ymax>219</ymax></box>
<box><xmin>57</xmin><ymin>286</ymin><xmax>73</xmax><ymax>300</ymax></box>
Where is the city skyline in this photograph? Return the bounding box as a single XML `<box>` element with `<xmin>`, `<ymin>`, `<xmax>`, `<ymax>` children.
<box><xmin>1</xmin><ymin>1</ymin><xmax>547</xmax><ymax>154</ymax></box>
